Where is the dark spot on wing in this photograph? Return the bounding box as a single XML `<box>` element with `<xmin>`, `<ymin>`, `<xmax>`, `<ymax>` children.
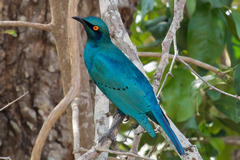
<box><xmin>96</xmin><ymin>82</ymin><xmax>129</xmax><ymax>91</ymax></box>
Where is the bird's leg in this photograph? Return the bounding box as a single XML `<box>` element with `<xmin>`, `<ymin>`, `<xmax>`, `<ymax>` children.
<box><xmin>113</xmin><ymin>108</ymin><xmax>129</xmax><ymax>122</ymax></box>
<box><xmin>113</xmin><ymin>108</ymin><xmax>124</xmax><ymax>118</ymax></box>
<box><xmin>99</xmin><ymin>113</ymin><xmax>126</xmax><ymax>146</ymax></box>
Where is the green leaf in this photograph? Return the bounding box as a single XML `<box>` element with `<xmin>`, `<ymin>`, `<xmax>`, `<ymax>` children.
<box><xmin>214</xmin><ymin>97</ymin><xmax>240</xmax><ymax>123</ymax></box>
<box><xmin>206</xmin><ymin>90</ymin><xmax>221</xmax><ymax>101</ymax></box>
<box><xmin>144</xmin><ymin>16</ymin><xmax>171</xmax><ymax>40</ymax></box>
<box><xmin>189</xmin><ymin>81</ymin><xmax>202</xmax><ymax>114</ymax></box>
<box><xmin>233</xmin><ymin>64</ymin><xmax>240</xmax><ymax>95</ymax></box>
<box><xmin>4</xmin><ymin>30</ymin><xmax>17</xmax><ymax>37</ymax></box>
<box><xmin>187</xmin><ymin>4</ymin><xmax>227</xmax><ymax>64</ymax></box>
<box><xmin>209</xmin><ymin>138</ymin><xmax>225</xmax><ymax>154</ymax></box>
<box><xmin>162</xmin><ymin>68</ymin><xmax>195</xmax><ymax>122</ymax></box>
<box><xmin>236</xmin><ymin>100</ymin><xmax>240</xmax><ymax>118</ymax></box>
<box><xmin>231</xmin><ymin>10</ymin><xmax>240</xmax><ymax>40</ymax></box>
<box><xmin>223</xmin><ymin>9</ymin><xmax>240</xmax><ymax>40</ymax></box>
<box><xmin>226</xmin><ymin>32</ymin><xmax>240</xmax><ymax>67</ymax></box>
<box><xmin>176</xmin><ymin>16</ymin><xmax>189</xmax><ymax>50</ymax></box>
<box><xmin>186</xmin><ymin>0</ymin><xmax>197</xmax><ymax>17</ymax></box>
<box><xmin>199</xmin><ymin>0</ymin><xmax>232</xmax><ymax>8</ymax></box>
<box><xmin>209</xmin><ymin>119</ymin><xmax>222</xmax><ymax>134</ymax></box>
<box><xmin>184</xmin><ymin>115</ymin><xmax>198</xmax><ymax>130</ymax></box>
<box><xmin>216</xmin><ymin>145</ymin><xmax>238</xmax><ymax>160</ymax></box>
<box><xmin>199</xmin><ymin>0</ymin><xmax>222</xmax><ymax>8</ymax></box>
<box><xmin>189</xmin><ymin>75</ymin><xmax>224</xmax><ymax>110</ymax></box>
<box><xmin>141</xmin><ymin>0</ymin><xmax>154</xmax><ymax>19</ymax></box>
<box><xmin>218</xmin><ymin>118</ymin><xmax>240</xmax><ymax>134</ymax></box>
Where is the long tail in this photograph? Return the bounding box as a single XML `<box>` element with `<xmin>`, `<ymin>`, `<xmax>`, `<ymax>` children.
<box><xmin>147</xmin><ymin>107</ymin><xmax>185</xmax><ymax>155</ymax></box>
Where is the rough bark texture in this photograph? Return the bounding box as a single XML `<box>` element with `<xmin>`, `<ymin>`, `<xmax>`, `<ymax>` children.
<box><xmin>0</xmin><ymin>0</ymin><xmax>137</xmax><ymax>159</ymax></box>
<box><xmin>0</xmin><ymin>0</ymin><xmax>70</xmax><ymax>159</ymax></box>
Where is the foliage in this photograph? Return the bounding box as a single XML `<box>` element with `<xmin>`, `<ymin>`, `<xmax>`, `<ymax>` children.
<box><xmin>3</xmin><ymin>29</ymin><xmax>17</xmax><ymax>37</ymax></box>
<box><xmin>116</xmin><ymin>0</ymin><xmax>240</xmax><ymax>159</ymax></box>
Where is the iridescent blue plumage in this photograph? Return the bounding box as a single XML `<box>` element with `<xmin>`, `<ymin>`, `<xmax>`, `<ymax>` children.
<box><xmin>72</xmin><ymin>16</ymin><xmax>185</xmax><ymax>155</ymax></box>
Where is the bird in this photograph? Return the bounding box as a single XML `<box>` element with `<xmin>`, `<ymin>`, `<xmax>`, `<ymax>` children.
<box><xmin>72</xmin><ymin>16</ymin><xmax>185</xmax><ymax>155</ymax></box>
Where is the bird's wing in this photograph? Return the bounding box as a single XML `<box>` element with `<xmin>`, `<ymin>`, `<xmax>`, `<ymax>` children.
<box><xmin>89</xmin><ymin>52</ymin><xmax>152</xmax><ymax>115</ymax></box>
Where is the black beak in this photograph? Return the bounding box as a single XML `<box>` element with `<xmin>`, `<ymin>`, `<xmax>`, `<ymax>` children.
<box><xmin>72</xmin><ymin>16</ymin><xmax>85</xmax><ymax>24</ymax></box>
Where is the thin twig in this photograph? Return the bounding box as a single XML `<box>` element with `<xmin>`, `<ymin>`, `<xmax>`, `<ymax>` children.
<box><xmin>157</xmin><ymin>34</ymin><xmax>178</xmax><ymax>97</ymax></box>
<box><xmin>177</xmin><ymin>56</ymin><xmax>240</xmax><ymax>100</ymax></box>
<box><xmin>127</xmin><ymin>126</ymin><xmax>144</xmax><ymax>160</ymax></box>
<box><xmin>71</xmin><ymin>98</ymin><xmax>81</xmax><ymax>159</ymax></box>
<box><xmin>146</xmin><ymin>145</ymin><xmax>156</xmax><ymax>158</ymax></box>
<box><xmin>0</xmin><ymin>91</ymin><xmax>29</xmax><ymax>111</ymax></box>
<box><xmin>0</xmin><ymin>21</ymin><xmax>51</xmax><ymax>31</ymax></box>
<box><xmin>96</xmin><ymin>148</ymin><xmax>154</xmax><ymax>160</ymax></box>
<box><xmin>138</xmin><ymin>52</ymin><xmax>219</xmax><ymax>75</ymax></box>
<box><xmin>77</xmin><ymin>114</ymin><xmax>123</xmax><ymax>160</ymax></box>
<box><xmin>111</xmin><ymin>146</ymin><xmax>126</xmax><ymax>160</ymax></box>
<box><xmin>188</xmin><ymin>136</ymin><xmax>240</xmax><ymax>145</ymax></box>
<box><xmin>152</xmin><ymin>0</ymin><xmax>186</xmax><ymax>93</ymax></box>
<box><xmin>0</xmin><ymin>157</ymin><xmax>11</xmax><ymax>160</ymax></box>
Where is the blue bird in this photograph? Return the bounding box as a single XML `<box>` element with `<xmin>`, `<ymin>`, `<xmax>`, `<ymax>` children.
<box><xmin>72</xmin><ymin>16</ymin><xmax>185</xmax><ymax>155</ymax></box>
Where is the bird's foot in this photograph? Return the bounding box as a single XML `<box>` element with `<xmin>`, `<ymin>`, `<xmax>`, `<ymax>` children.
<box><xmin>98</xmin><ymin>132</ymin><xmax>117</xmax><ymax>146</ymax></box>
<box><xmin>123</xmin><ymin>116</ymin><xmax>129</xmax><ymax>122</ymax></box>
<box><xmin>113</xmin><ymin>108</ymin><xmax>125</xmax><ymax>118</ymax></box>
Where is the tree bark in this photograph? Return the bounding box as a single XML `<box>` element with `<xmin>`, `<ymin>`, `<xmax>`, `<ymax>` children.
<box><xmin>0</xmin><ymin>0</ymin><xmax>138</xmax><ymax>159</ymax></box>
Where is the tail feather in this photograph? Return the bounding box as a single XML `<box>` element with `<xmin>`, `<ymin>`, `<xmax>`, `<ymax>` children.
<box><xmin>147</xmin><ymin>107</ymin><xmax>185</xmax><ymax>155</ymax></box>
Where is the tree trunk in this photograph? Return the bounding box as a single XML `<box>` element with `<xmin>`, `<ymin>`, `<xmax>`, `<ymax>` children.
<box><xmin>0</xmin><ymin>0</ymin><xmax>138</xmax><ymax>159</ymax></box>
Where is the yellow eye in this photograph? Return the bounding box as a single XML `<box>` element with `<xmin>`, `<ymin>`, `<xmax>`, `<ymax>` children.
<box><xmin>93</xmin><ymin>25</ymin><xmax>99</xmax><ymax>31</ymax></box>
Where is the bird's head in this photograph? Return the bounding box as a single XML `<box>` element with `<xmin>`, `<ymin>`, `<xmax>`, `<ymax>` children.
<box><xmin>72</xmin><ymin>16</ymin><xmax>110</xmax><ymax>43</ymax></box>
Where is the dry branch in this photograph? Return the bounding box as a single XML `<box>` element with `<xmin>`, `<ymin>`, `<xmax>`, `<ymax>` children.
<box><xmin>31</xmin><ymin>0</ymin><xmax>81</xmax><ymax>159</ymax></box>
<box><xmin>152</xmin><ymin>0</ymin><xmax>186</xmax><ymax>93</ymax></box>
<box><xmin>138</xmin><ymin>52</ymin><xmax>232</xmax><ymax>80</ymax></box>
<box><xmin>31</xmin><ymin>86</ymin><xmax>79</xmax><ymax>160</ymax></box>
<box><xmin>77</xmin><ymin>114</ymin><xmax>123</xmax><ymax>160</ymax></box>
<box><xmin>96</xmin><ymin>148</ymin><xmax>154</xmax><ymax>160</ymax></box>
<box><xmin>177</xmin><ymin>56</ymin><xmax>240</xmax><ymax>100</ymax></box>
<box><xmin>0</xmin><ymin>91</ymin><xmax>29</xmax><ymax>111</ymax></box>
<box><xmin>71</xmin><ymin>98</ymin><xmax>81</xmax><ymax>159</ymax></box>
<box><xmin>0</xmin><ymin>21</ymin><xmax>51</xmax><ymax>31</ymax></box>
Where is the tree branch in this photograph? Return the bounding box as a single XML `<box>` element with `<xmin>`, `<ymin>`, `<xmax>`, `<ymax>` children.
<box><xmin>71</xmin><ymin>98</ymin><xmax>81</xmax><ymax>159</ymax></box>
<box><xmin>0</xmin><ymin>91</ymin><xmax>29</xmax><ymax>111</ymax></box>
<box><xmin>127</xmin><ymin>126</ymin><xmax>144</xmax><ymax>160</ymax></box>
<box><xmin>77</xmin><ymin>114</ymin><xmax>123</xmax><ymax>160</ymax></box>
<box><xmin>222</xmin><ymin>136</ymin><xmax>240</xmax><ymax>145</ymax></box>
<box><xmin>177</xmin><ymin>56</ymin><xmax>240</xmax><ymax>100</ymax></box>
<box><xmin>138</xmin><ymin>52</ymin><xmax>232</xmax><ymax>81</ymax></box>
<box><xmin>148</xmin><ymin>0</ymin><xmax>202</xmax><ymax>159</ymax></box>
<box><xmin>157</xmin><ymin>34</ymin><xmax>178</xmax><ymax>97</ymax></box>
<box><xmin>94</xmin><ymin>88</ymin><xmax>110</xmax><ymax>160</ymax></box>
<box><xmin>31</xmin><ymin>0</ymin><xmax>81</xmax><ymax>159</ymax></box>
<box><xmin>0</xmin><ymin>21</ymin><xmax>52</xmax><ymax>31</ymax></box>
<box><xmin>96</xmin><ymin>148</ymin><xmax>154</xmax><ymax>160</ymax></box>
<box><xmin>152</xmin><ymin>0</ymin><xmax>186</xmax><ymax>93</ymax></box>
<box><xmin>0</xmin><ymin>157</ymin><xmax>11</xmax><ymax>160</ymax></box>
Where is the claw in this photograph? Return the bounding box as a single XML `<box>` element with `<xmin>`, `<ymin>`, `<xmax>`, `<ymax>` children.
<box><xmin>98</xmin><ymin>113</ymin><xmax>126</xmax><ymax>146</ymax></box>
<box><xmin>99</xmin><ymin>132</ymin><xmax>117</xmax><ymax>146</ymax></box>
